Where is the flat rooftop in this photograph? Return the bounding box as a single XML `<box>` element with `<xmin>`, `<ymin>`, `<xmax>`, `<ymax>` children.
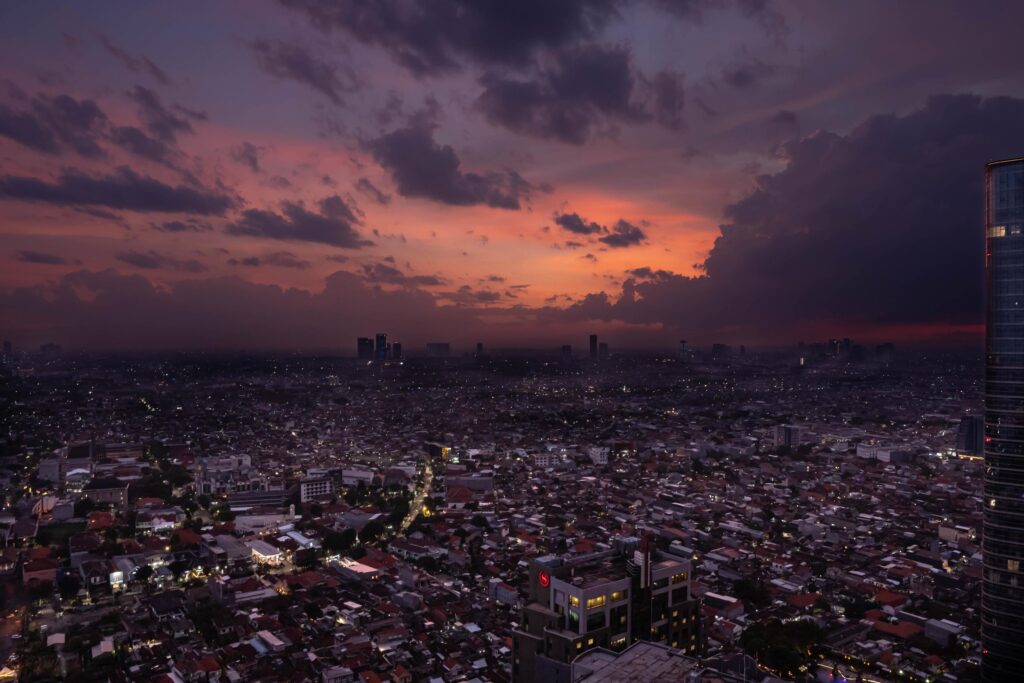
<box><xmin>573</xmin><ymin>641</ymin><xmax>700</xmax><ymax>682</ymax></box>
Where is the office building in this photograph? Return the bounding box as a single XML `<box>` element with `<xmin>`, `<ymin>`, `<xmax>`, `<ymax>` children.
<box><xmin>476</xmin><ymin>342</ymin><xmax>484</xmax><ymax>357</ymax></box>
<box><xmin>375</xmin><ymin>333</ymin><xmax>388</xmax><ymax>361</ymax></box>
<box><xmin>956</xmin><ymin>414</ymin><xmax>985</xmax><ymax>458</ymax></box>
<box><xmin>589</xmin><ymin>334</ymin><xmax>598</xmax><ymax>359</ymax></box>
<box><xmin>982</xmin><ymin>156</ymin><xmax>1024</xmax><ymax>682</ymax></box>
<box><xmin>357</xmin><ymin>337</ymin><xmax>373</xmax><ymax>360</ymax></box>
<box><xmin>512</xmin><ymin>536</ymin><xmax>701</xmax><ymax>683</ymax></box>
<box><xmin>300</xmin><ymin>476</ymin><xmax>334</xmax><ymax>503</ymax></box>
<box><xmin>773</xmin><ymin>424</ymin><xmax>803</xmax><ymax>450</ymax></box>
<box><xmin>391</xmin><ymin>342</ymin><xmax>402</xmax><ymax>361</ymax></box>
<box><xmin>598</xmin><ymin>342</ymin><xmax>609</xmax><ymax>360</ymax></box>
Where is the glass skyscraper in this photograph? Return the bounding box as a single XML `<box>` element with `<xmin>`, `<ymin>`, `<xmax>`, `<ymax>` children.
<box><xmin>983</xmin><ymin>156</ymin><xmax>1024</xmax><ymax>681</ymax></box>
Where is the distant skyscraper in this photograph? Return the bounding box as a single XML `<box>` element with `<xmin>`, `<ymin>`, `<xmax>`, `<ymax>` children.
<box><xmin>983</xmin><ymin>156</ymin><xmax>1024</xmax><ymax>682</ymax></box>
<box><xmin>356</xmin><ymin>337</ymin><xmax>373</xmax><ymax>360</ymax></box>
<box><xmin>589</xmin><ymin>334</ymin><xmax>598</xmax><ymax>359</ymax></box>
<box><xmin>561</xmin><ymin>344</ymin><xmax>572</xmax><ymax>359</ymax></box>
<box><xmin>598</xmin><ymin>342</ymin><xmax>609</xmax><ymax>360</ymax></box>
<box><xmin>391</xmin><ymin>342</ymin><xmax>403</xmax><ymax>361</ymax></box>
<box><xmin>678</xmin><ymin>339</ymin><xmax>688</xmax><ymax>361</ymax></box>
<box><xmin>375</xmin><ymin>333</ymin><xmax>388</xmax><ymax>361</ymax></box>
<box><xmin>476</xmin><ymin>342</ymin><xmax>484</xmax><ymax>356</ymax></box>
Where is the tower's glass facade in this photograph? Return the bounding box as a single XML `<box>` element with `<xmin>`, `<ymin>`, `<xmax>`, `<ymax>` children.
<box><xmin>983</xmin><ymin>157</ymin><xmax>1024</xmax><ymax>682</ymax></box>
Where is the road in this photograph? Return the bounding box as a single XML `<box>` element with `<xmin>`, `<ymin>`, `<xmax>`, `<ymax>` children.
<box><xmin>399</xmin><ymin>458</ymin><xmax>434</xmax><ymax>534</ymax></box>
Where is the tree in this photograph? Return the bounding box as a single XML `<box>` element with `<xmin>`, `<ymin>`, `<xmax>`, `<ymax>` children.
<box><xmin>359</xmin><ymin>520</ymin><xmax>385</xmax><ymax>544</ymax></box>
<box><xmin>323</xmin><ymin>528</ymin><xmax>356</xmax><ymax>554</ymax></box>
<box><xmin>135</xmin><ymin>565</ymin><xmax>154</xmax><ymax>583</ymax></box>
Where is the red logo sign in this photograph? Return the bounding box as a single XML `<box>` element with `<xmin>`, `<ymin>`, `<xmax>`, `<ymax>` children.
<box><xmin>538</xmin><ymin>570</ymin><xmax>550</xmax><ymax>588</ymax></box>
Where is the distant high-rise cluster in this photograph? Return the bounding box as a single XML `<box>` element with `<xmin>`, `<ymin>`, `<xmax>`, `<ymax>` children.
<box><xmin>356</xmin><ymin>334</ymin><xmax>402</xmax><ymax>361</ymax></box>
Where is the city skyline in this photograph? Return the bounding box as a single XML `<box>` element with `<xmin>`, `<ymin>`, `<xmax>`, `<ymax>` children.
<box><xmin>3</xmin><ymin>2</ymin><xmax>1024</xmax><ymax>350</ymax></box>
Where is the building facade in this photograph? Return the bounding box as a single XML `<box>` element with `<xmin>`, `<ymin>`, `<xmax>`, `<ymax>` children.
<box><xmin>983</xmin><ymin>156</ymin><xmax>1024</xmax><ymax>681</ymax></box>
<box><xmin>512</xmin><ymin>537</ymin><xmax>701</xmax><ymax>683</ymax></box>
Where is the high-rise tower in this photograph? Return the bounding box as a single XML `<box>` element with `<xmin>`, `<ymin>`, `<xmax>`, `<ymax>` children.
<box><xmin>983</xmin><ymin>156</ymin><xmax>1024</xmax><ymax>681</ymax></box>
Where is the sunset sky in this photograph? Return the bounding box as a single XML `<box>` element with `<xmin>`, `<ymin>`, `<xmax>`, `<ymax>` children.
<box><xmin>2</xmin><ymin>1</ymin><xmax>1023</xmax><ymax>351</ymax></box>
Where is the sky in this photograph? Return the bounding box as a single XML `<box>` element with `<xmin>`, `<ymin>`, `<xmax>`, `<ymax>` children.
<box><xmin>1</xmin><ymin>0</ymin><xmax>1023</xmax><ymax>352</ymax></box>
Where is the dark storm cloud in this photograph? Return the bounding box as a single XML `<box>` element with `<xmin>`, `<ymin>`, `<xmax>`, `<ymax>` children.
<box><xmin>354</xmin><ymin>177</ymin><xmax>392</xmax><ymax>205</ymax></box>
<box><xmin>230</xmin><ymin>142</ymin><xmax>264</xmax><ymax>172</ymax></box>
<box><xmin>361</xmin><ymin>262</ymin><xmax>446</xmax><ymax>286</ymax></box>
<box><xmin>127</xmin><ymin>85</ymin><xmax>197</xmax><ymax>142</ymax></box>
<box><xmin>276</xmin><ymin>0</ymin><xmax>619</xmax><ymax>75</ymax></box>
<box><xmin>0</xmin><ymin>166</ymin><xmax>235</xmax><ymax>215</ymax></box>
<box><xmin>226</xmin><ymin>195</ymin><xmax>373</xmax><ymax>248</ymax></box>
<box><xmin>250</xmin><ymin>39</ymin><xmax>357</xmax><ymax>105</ymax></box>
<box><xmin>478</xmin><ymin>45</ymin><xmax>684</xmax><ymax>144</ymax></box>
<box><xmin>0</xmin><ymin>93</ymin><xmax>108</xmax><ymax>158</ymax></box>
<box><xmin>655</xmin><ymin>0</ymin><xmax>786</xmax><ymax>40</ymax></box>
<box><xmin>115</xmin><ymin>249</ymin><xmax>207</xmax><ymax>272</ymax></box>
<box><xmin>478</xmin><ymin>45</ymin><xmax>644</xmax><ymax>145</ymax></box>
<box><xmin>437</xmin><ymin>284</ymin><xmax>503</xmax><ymax>305</ymax></box>
<box><xmin>228</xmin><ymin>251</ymin><xmax>311</xmax><ymax>269</ymax></box>
<box><xmin>109</xmin><ymin>125</ymin><xmax>175</xmax><ymax>164</ymax></box>
<box><xmin>15</xmin><ymin>250</ymin><xmax>71</xmax><ymax>266</ymax></box>
<box><xmin>367</xmin><ymin>124</ymin><xmax>537</xmax><ymax>209</ymax></box>
<box><xmin>552</xmin><ymin>94</ymin><xmax>1015</xmax><ymax>334</ymax></box>
<box><xmin>98</xmin><ymin>34</ymin><xmax>173</xmax><ymax>85</ymax></box>
<box><xmin>554</xmin><ymin>212</ymin><xmax>604</xmax><ymax>235</ymax></box>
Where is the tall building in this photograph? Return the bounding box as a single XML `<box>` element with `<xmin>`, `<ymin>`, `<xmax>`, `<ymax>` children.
<box><xmin>589</xmin><ymin>334</ymin><xmax>598</xmax><ymax>359</ymax></box>
<box><xmin>983</xmin><ymin>156</ymin><xmax>1024</xmax><ymax>682</ymax></box>
<box><xmin>598</xmin><ymin>342</ymin><xmax>609</xmax><ymax>360</ymax></box>
<box><xmin>512</xmin><ymin>537</ymin><xmax>701</xmax><ymax>683</ymax></box>
<box><xmin>356</xmin><ymin>337</ymin><xmax>374</xmax><ymax>360</ymax></box>
<box><xmin>956</xmin><ymin>414</ymin><xmax>985</xmax><ymax>458</ymax></box>
<box><xmin>391</xmin><ymin>342</ymin><xmax>403</xmax><ymax>361</ymax></box>
<box><xmin>375</xmin><ymin>333</ymin><xmax>388</xmax><ymax>361</ymax></box>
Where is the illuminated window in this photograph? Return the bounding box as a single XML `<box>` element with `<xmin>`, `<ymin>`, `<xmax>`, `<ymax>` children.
<box><xmin>587</xmin><ymin>638</ymin><xmax>595</xmax><ymax>646</ymax></box>
<box><xmin>1010</xmin><ymin>559</ymin><xmax>1020</xmax><ymax>572</ymax></box>
<box><xmin>569</xmin><ymin>595</ymin><xmax>580</xmax><ymax>607</ymax></box>
<box><xmin>610</xmin><ymin>590</ymin><xmax>627</xmax><ymax>602</ymax></box>
<box><xmin>671</xmin><ymin>572</ymin><xmax>689</xmax><ymax>584</ymax></box>
<box><xmin>586</xmin><ymin>595</ymin><xmax>607</xmax><ymax>609</ymax></box>
<box><xmin>988</xmin><ymin>225</ymin><xmax>1007</xmax><ymax>238</ymax></box>
<box><xmin>576</xmin><ymin>642</ymin><xmax>582</xmax><ymax>650</ymax></box>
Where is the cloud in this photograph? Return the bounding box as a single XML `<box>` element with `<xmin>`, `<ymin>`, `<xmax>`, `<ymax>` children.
<box><xmin>477</xmin><ymin>45</ymin><xmax>684</xmax><ymax>144</ymax></box>
<box><xmin>226</xmin><ymin>194</ymin><xmax>373</xmax><ymax>248</ymax></box>
<box><xmin>354</xmin><ymin>177</ymin><xmax>391</xmax><ymax>205</ymax></box>
<box><xmin>15</xmin><ymin>250</ymin><xmax>70</xmax><ymax>266</ymax></box>
<box><xmin>721</xmin><ymin>57</ymin><xmax>776</xmax><ymax>88</ymax></box>
<box><xmin>250</xmin><ymin>39</ymin><xmax>357</xmax><ymax>104</ymax></box>
<box><xmin>127</xmin><ymin>85</ymin><xmax>197</xmax><ymax>142</ymax></box>
<box><xmin>0</xmin><ymin>166</ymin><xmax>234</xmax><ymax>215</ymax></box>
<box><xmin>275</xmin><ymin>0</ymin><xmax>619</xmax><ymax>75</ymax></box>
<box><xmin>0</xmin><ymin>93</ymin><xmax>108</xmax><ymax>158</ymax></box>
<box><xmin>151</xmin><ymin>218</ymin><xmax>213</xmax><ymax>233</ymax></box>
<box><xmin>361</xmin><ymin>262</ymin><xmax>446</xmax><ymax>286</ymax></box>
<box><xmin>367</xmin><ymin>123</ymin><xmax>538</xmax><ymax>209</ymax></box>
<box><xmin>228</xmin><ymin>251</ymin><xmax>311</xmax><ymax>269</ymax></box>
<box><xmin>551</xmin><ymin>94</ymin><xmax>1014</xmax><ymax>338</ymax></box>
<box><xmin>109</xmin><ymin>125</ymin><xmax>175</xmax><ymax>164</ymax></box>
<box><xmin>115</xmin><ymin>249</ymin><xmax>207</xmax><ymax>272</ymax></box>
<box><xmin>230</xmin><ymin>142</ymin><xmax>264</xmax><ymax>172</ymax></box>
<box><xmin>554</xmin><ymin>212</ymin><xmax>604</xmax><ymax>235</ymax></box>
<box><xmin>98</xmin><ymin>34</ymin><xmax>173</xmax><ymax>85</ymax></box>
<box><xmin>550</xmin><ymin>211</ymin><xmax>647</xmax><ymax>247</ymax></box>
<box><xmin>598</xmin><ymin>220</ymin><xmax>646</xmax><ymax>247</ymax></box>
<box><xmin>0</xmin><ymin>269</ymin><xmax>486</xmax><ymax>351</ymax></box>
